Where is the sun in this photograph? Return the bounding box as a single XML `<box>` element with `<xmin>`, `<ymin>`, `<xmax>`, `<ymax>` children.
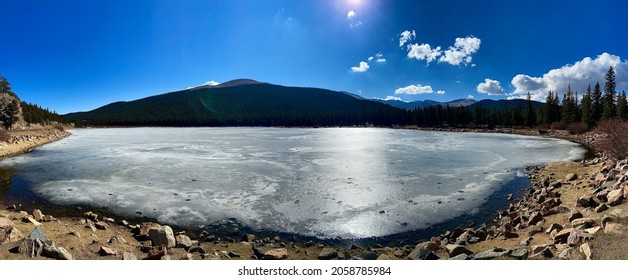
<box><xmin>347</xmin><ymin>0</ymin><xmax>363</xmax><ymax>7</ymax></box>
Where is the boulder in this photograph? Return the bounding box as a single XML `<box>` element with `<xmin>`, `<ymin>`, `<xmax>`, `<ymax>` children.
<box><xmin>108</xmin><ymin>235</ymin><xmax>127</xmax><ymax>244</ymax></box>
<box><xmin>134</xmin><ymin>222</ymin><xmax>162</xmax><ymax>240</ymax></box>
<box><xmin>553</xmin><ymin>228</ymin><xmax>574</xmax><ymax>244</ymax></box>
<box><xmin>567</xmin><ymin>211</ymin><xmax>583</xmax><ymax>222</ymax></box>
<box><xmin>18</xmin><ymin>227</ymin><xmax>54</xmax><ymax>258</ymax></box>
<box><xmin>23</xmin><ymin>216</ymin><xmax>42</xmax><ymax>226</ymax></box>
<box><xmin>445</xmin><ymin>244</ymin><xmax>473</xmax><ymax>257</ymax></box>
<box><xmin>122</xmin><ymin>252</ymin><xmax>137</xmax><ymax>260</ymax></box>
<box><xmin>571</xmin><ymin>218</ymin><xmax>597</xmax><ymax>228</ymax></box>
<box><xmin>263</xmin><ymin>248</ymin><xmax>288</xmax><ymax>260</ymax></box>
<box><xmin>545</xmin><ymin>223</ymin><xmax>563</xmax><ymax>234</ymax></box>
<box><xmin>579</xmin><ymin>243</ymin><xmax>592</xmax><ymax>260</ymax></box>
<box><xmin>576</xmin><ymin>196</ymin><xmax>597</xmax><ymax>208</ymax></box>
<box><xmin>412</xmin><ymin>248</ymin><xmax>439</xmax><ymax>260</ymax></box>
<box><xmin>242</xmin><ymin>234</ymin><xmax>256</xmax><ymax>243</ymax></box>
<box><xmin>98</xmin><ymin>246</ymin><xmax>117</xmax><ymax>256</ymax></box>
<box><xmin>595</xmin><ymin>204</ymin><xmax>608</xmax><ymax>213</ymax></box>
<box><xmin>32</xmin><ymin>209</ymin><xmax>44</xmax><ymax>222</ymax></box>
<box><xmin>148</xmin><ymin>226</ymin><xmax>176</xmax><ymax>248</ymax></box>
<box><xmin>584</xmin><ymin>226</ymin><xmax>602</xmax><ymax>235</ymax></box>
<box><xmin>318</xmin><ymin>248</ymin><xmax>338</xmax><ymax>260</ymax></box>
<box><xmin>564</xmin><ymin>173</ymin><xmax>578</xmax><ymax>182</ymax></box>
<box><xmin>0</xmin><ymin>217</ymin><xmax>15</xmax><ymax>244</ymax></box>
<box><xmin>472</xmin><ymin>248</ymin><xmax>510</xmax><ymax>260</ymax></box>
<box><xmin>509</xmin><ymin>247</ymin><xmax>530</xmax><ymax>260</ymax></box>
<box><xmin>528</xmin><ymin>212</ymin><xmax>544</xmax><ymax>226</ymax></box>
<box><xmin>606</xmin><ymin>189</ymin><xmax>623</xmax><ymax>206</ymax></box>
<box><xmin>42</xmin><ymin>245</ymin><xmax>73</xmax><ymax>260</ymax></box>
<box><xmin>95</xmin><ymin>221</ymin><xmax>108</xmax><ymax>230</ymax></box>
<box><xmin>603</xmin><ymin>223</ymin><xmax>625</xmax><ymax>235</ymax></box>
<box><xmin>144</xmin><ymin>245</ymin><xmax>167</xmax><ymax>260</ymax></box>
<box><xmin>449</xmin><ymin>253</ymin><xmax>469</xmax><ymax>260</ymax></box>
<box><xmin>175</xmin><ymin>234</ymin><xmax>193</xmax><ymax>249</ymax></box>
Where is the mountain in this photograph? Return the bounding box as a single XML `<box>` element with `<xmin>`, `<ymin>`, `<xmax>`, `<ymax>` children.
<box><xmin>64</xmin><ymin>79</ymin><xmax>409</xmax><ymax>127</ymax></box>
<box><xmin>377</xmin><ymin>98</ymin><xmax>476</xmax><ymax>109</ymax></box>
<box><xmin>467</xmin><ymin>99</ymin><xmax>544</xmax><ymax>110</ymax></box>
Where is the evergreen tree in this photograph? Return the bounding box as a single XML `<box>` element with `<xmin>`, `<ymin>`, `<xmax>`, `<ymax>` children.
<box><xmin>524</xmin><ymin>92</ymin><xmax>536</xmax><ymax>127</ymax></box>
<box><xmin>592</xmin><ymin>82</ymin><xmax>603</xmax><ymax>123</ymax></box>
<box><xmin>1</xmin><ymin>99</ymin><xmax>20</xmax><ymax>130</ymax></box>
<box><xmin>0</xmin><ymin>75</ymin><xmax>17</xmax><ymax>98</ymax></box>
<box><xmin>602</xmin><ymin>66</ymin><xmax>616</xmax><ymax>120</ymax></box>
<box><xmin>617</xmin><ymin>90</ymin><xmax>627</xmax><ymax>121</ymax></box>
<box><xmin>512</xmin><ymin>102</ymin><xmax>523</xmax><ymax>126</ymax></box>
<box><xmin>581</xmin><ymin>85</ymin><xmax>593</xmax><ymax>127</ymax></box>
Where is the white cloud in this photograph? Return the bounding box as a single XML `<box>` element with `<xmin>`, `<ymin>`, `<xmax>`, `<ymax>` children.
<box><xmin>476</xmin><ymin>78</ymin><xmax>505</xmax><ymax>95</ymax></box>
<box><xmin>407</xmin><ymin>43</ymin><xmax>442</xmax><ymax>64</ymax></box>
<box><xmin>350</xmin><ymin>21</ymin><xmax>362</xmax><ymax>28</ymax></box>
<box><xmin>436</xmin><ymin>90</ymin><xmax>445</xmax><ymax>94</ymax></box>
<box><xmin>351</xmin><ymin>61</ymin><xmax>370</xmax><ymax>72</ymax></box>
<box><xmin>376</xmin><ymin>52</ymin><xmax>383</xmax><ymax>58</ymax></box>
<box><xmin>399</xmin><ymin>30</ymin><xmax>416</xmax><ymax>47</ymax></box>
<box><xmin>467</xmin><ymin>95</ymin><xmax>475</xmax><ymax>99</ymax></box>
<box><xmin>438</xmin><ymin>36</ymin><xmax>481</xmax><ymax>66</ymax></box>
<box><xmin>347</xmin><ymin>10</ymin><xmax>356</xmax><ymax>19</ymax></box>
<box><xmin>382</xmin><ymin>96</ymin><xmax>403</xmax><ymax>101</ymax></box>
<box><xmin>368</xmin><ymin>56</ymin><xmax>374</xmax><ymax>61</ymax></box>
<box><xmin>376</xmin><ymin>58</ymin><xmax>386</xmax><ymax>63</ymax></box>
<box><xmin>509</xmin><ymin>52</ymin><xmax>628</xmax><ymax>101</ymax></box>
<box><xmin>395</xmin><ymin>84</ymin><xmax>434</xmax><ymax>95</ymax></box>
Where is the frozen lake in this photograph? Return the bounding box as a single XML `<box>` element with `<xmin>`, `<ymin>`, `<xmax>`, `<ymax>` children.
<box><xmin>0</xmin><ymin>127</ymin><xmax>584</xmax><ymax>238</ymax></box>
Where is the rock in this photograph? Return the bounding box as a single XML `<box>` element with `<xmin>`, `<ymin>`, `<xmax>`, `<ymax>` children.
<box><xmin>520</xmin><ymin>237</ymin><xmax>533</xmax><ymax>246</ymax></box>
<box><xmin>148</xmin><ymin>226</ymin><xmax>176</xmax><ymax>248</ymax></box>
<box><xmin>472</xmin><ymin>248</ymin><xmax>510</xmax><ymax>260</ymax></box>
<box><xmin>42</xmin><ymin>215</ymin><xmax>54</xmax><ymax>222</ymax></box>
<box><xmin>509</xmin><ymin>247</ymin><xmax>530</xmax><ymax>260</ymax></box>
<box><xmin>263</xmin><ymin>248</ymin><xmax>288</xmax><ymax>260</ymax></box>
<box><xmin>122</xmin><ymin>252</ymin><xmax>137</xmax><ymax>260</ymax></box>
<box><xmin>579</xmin><ymin>243</ymin><xmax>592</xmax><ymax>260</ymax></box>
<box><xmin>567</xmin><ymin>230</ymin><xmax>591</xmax><ymax>247</ymax></box>
<box><xmin>528</xmin><ymin>212</ymin><xmax>544</xmax><ymax>226</ymax></box>
<box><xmin>32</xmin><ymin>209</ymin><xmax>44</xmax><ymax>221</ymax></box>
<box><xmin>603</xmin><ymin>222</ymin><xmax>625</xmax><ymax>235</ymax></box>
<box><xmin>119</xmin><ymin>220</ymin><xmax>129</xmax><ymax>227</ymax></box>
<box><xmin>144</xmin><ymin>245</ymin><xmax>167</xmax><ymax>260</ymax></box>
<box><xmin>546</xmin><ymin>223</ymin><xmax>563</xmax><ymax>234</ymax></box>
<box><xmin>95</xmin><ymin>221</ymin><xmax>108</xmax><ymax>230</ymax></box>
<box><xmin>445</xmin><ymin>244</ymin><xmax>473</xmax><ymax>257</ymax></box>
<box><xmin>576</xmin><ymin>196</ymin><xmax>597</xmax><ymax>208</ymax></box>
<box><xmin>449</xmin><ymin>253</ymin><xmax>469</xmax><ymax>260</ymax></box>
<box><xmin>553</xmin><ymin>228</ymin><xmax>574</xmax><ymax>244</ymax></box>
<box><xmin>565</xmin><ymin>173</ymin><xmax>578</xmax><ymax>181</ymax></box>
<box><xmin>527</xmin><ymin>225</ymin><xmax>543</xmax><ymax>236</ymax></box>
<box><xmin>571</xmin><ymin>218</ymin><xmax>597</xmax><ymax>228</ymax></box>
<box><xmin>376</xmin><ymin>254</ymin><xmax>394</xmax><ymax>260</ymax></box>
<box><xmin>318</xmin><ymin>248</ymin><xmax>338</xmax><ymax>260</ymax></box>
<box><xmin>412</xmin><ymin>248</ymin><xmax>439</xmax><ymax>260</ymax></box>
<box><xmin>135</xmin><ymin>222</ymin><xmax>162</xmax><ymax>240</ymax></box>
<box><xmin>98</xmin><ymin>246</ymin><xmax>117</xmax><ymax>256</ymax></box>
<box><xmin>448</xmin><ymin>227</ymin><xmax>464</xmax><ymax>239</ymax></box>
<box><xmin>595</xmin><ymin>204</ymin><xmax>609</xmax><ymax>213</ymax></box>
<box><xmin>43</xmin><ymin>245</ymin><xmax>73</xmax><ymax>260</ymax></box>
<box><xmin>228</xmin><ymin>251</ymin><xmax>241</xmax><ymax>258</ymax></box>
<box><xmin>584</xmin><ymin>226</ymin><xmax>602</xmax><ymax>235</ymax></box>
<box><xmin>23</xmin><ymin>216</ymin><xmax>42</xmax><ymax>226</ymax></box>
<box><xmin>108</xmin><ymin>235</ymin><xmax>127</xmax><ymax>244</ymax></box>
<box><xmin>558</xmin><ymin>247</ymin><xmax>576</xmax><ymax>260</ymax></box>
<box><xmin>175</xmin><ymin>234</ymin><xmax>193</xmax><ymax>249</ymax></box>
<box><xmin>543</xmin><ymin>176</ymin><xmax>551</xmax><ymax>187</ymax></box>
<box><xmin>567</xmin><ymin>211</ymin><xmax>583</xmax><ymax>222</ymax></box>
<box><xmin>242</xmin><ymin>234</ymin><xmax>256</xmax><ymax>243</ymax></box>
<box><xmin>189</xmin><ymin>246</ymin><xmax>207</xmax><ymax>254</ymax></box>
<box><xmin>606</xmin><ymin>189</ymin><xmax>624</xmax><ymax>206</ymax></box>
<box><xmin>18</xmin><ymin>227</ymin><xmax>53</xmax><ymax>258</ymax></box>
<box><xmin>0</xmin><ymin>217</ymin><xmax>16</xmax><ymax>244</ymax></box>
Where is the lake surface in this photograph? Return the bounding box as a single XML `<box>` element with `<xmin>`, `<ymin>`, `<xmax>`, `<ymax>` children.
<box><xmin>0</xmin><ymin>128</ymin><xmax>584</xmax><ymax>239</ymax></box>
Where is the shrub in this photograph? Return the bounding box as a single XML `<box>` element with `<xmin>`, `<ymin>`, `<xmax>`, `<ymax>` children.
<box><xmin>0</xmin><ymin>131</ymin><xmax>10</xmax><ymax>143</ymax></box>
<box><xmin>550</xmin><ymin>122</ymin><xmax>566</xmax><ymax>130</ymax></box>
<box><xmin>566</xmin><ymin>122</ymin><xmax>589</xmax><ymax>135</ymax></box>
<box><xmin>594</xmin><ymin>120</ymin><xmax>628</xmax><ymax>160</ymax></box>
<box><xmin>53</xmin><ymin>124</ymin><xmax>65</xmax><ymax>131</ymax></box>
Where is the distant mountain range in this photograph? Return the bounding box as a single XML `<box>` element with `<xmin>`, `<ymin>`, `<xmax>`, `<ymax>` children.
<box><xmin>65</xmin><ymin>79</ymin><xmax>544</xmax><ymax>127</ymax></box>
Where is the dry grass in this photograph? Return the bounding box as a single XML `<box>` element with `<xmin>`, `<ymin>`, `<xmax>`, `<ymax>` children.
<box><xmin>594</xmin><ymin>120</ymin><xmax>628</xmax><ymax>160</ymax></box>
<box><xmin>0</xmin><ymin>131</ymin><xmax>10</xmax><ymax>143</ymax></box>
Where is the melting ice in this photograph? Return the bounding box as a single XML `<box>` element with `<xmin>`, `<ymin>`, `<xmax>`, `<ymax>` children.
<box><xmin>0</xmin><ymin>127</ymin><xmax>584</xmax><ymax>238</ymax></box>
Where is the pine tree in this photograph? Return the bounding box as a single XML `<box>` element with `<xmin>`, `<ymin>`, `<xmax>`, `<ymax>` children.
<box><xmin>512</xmin><ymin>102</ymin><xmax>523</xmax><ymax>126</ymax></box>
<box><xmin>602</xmin><ymin>66</ymin><xmax>616</xmax><ymax>120</ymax></box>
<box><xmin>581</xmin><ymin>85</ymin><xmax>593</xmax><ymax>127</ymax></box>
<box><xmin>592</xmin><ymin>82</ymin><xmax>603</xmax><ymax>123</ymax></box>
<box><xmin>1</xmin><ymin>99</ymin><xmax>20</xmax><ymax>130</ymax></box>
<box><xmin>617</xmin><ymin>90</ymin><xmax>627</xmax><ymax>121</ymax></box>
<box><xmin>524</xmin><ymin>92</ymin><xmax>536</xmax><ymax>127</ymax></box>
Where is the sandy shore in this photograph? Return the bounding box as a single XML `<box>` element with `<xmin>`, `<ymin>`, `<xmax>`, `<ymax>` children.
<box><xmin>0</xmin><ymin>129</ymin><xmax>71</xmax><ymax>159</ymax></box>
<box><xmin>1</xmin><ymin>128</ymin><xmax>627</xmax><ymax>260</ymax></box>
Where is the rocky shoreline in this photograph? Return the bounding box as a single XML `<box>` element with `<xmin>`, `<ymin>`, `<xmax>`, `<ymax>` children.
<box><xmin>1</xmin><ymin>129</ymin><xmax>627</xmax><ymax>260</ymax></box>
<box><xmin>0</xmin><ymin>129</ymin><xmax>71</xmax><ymax>158</ymax></box>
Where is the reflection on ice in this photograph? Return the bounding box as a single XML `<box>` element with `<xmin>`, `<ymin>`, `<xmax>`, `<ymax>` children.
<box><xmin>0</xmin><ymin>128</ymin><xmax>584</xmax><ymax>238</ymax></box>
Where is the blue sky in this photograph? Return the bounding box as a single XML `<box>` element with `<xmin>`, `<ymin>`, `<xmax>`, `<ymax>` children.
<box><xmin>1</xmin><ymin>0</ymin><xmax>628</xmax><ymax>114</ymax></box>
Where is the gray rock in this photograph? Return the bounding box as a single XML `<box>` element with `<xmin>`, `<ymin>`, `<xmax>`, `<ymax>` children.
<box><xmin>318</xmin><ymin>248</ymin><xmax>338</xmax><ymax>260</ymax></box>
<box><xmin>565</xmin><ymin>173</ymin><xmax>578</xmax><ymax>181</ymax></box>
<box><xmin>509</xmin><ymin>247</ymin><xmax>530</xmax><ymax>260</ymax></box>
<box><xmin>175</xmin><ymin>234</ymin><xmax>193</xmax><ymax>248</ymax></box>
<box><xmin>122</xmin><ymin>252</ymin><xmax>137</xmax><ymax>260</ymax></box>
<box><xmin>18</xmin><ymin>227</ymin><xmax>53</xmax><ymax>258</ymax></box>
<box><xmin>32</xmin><ymin>209</ymin><xmax>44</xmax><ymax>222</ymax></box>
<box><xmin>263</xmin><ymin>248</ymin><xmax>288</xmax><ymax>260</ymax></box>
<box><xmin>449</xmin><ymin>253</ymin><xmax>469</xmax><ymax>260</ymax></box>
<box><xmin>567</xmin><ymin>211</ymin><xmax>583</xmax><ymax>222</ymax></box>
<box><xmin>472</xmin><ymin>248</ymin><xmax>510</xmax><ymax>260</ymax></box>
<box><xmin>0</xmin><ymin>217</ymin><xmax>15</xmax><ymax>244</ymax></box>
<box><xmin>607</xmin><ymin>189</ymin><xmax>623</xmax><ymax>206</ymax></box>
<box><xmin>579</xmin><ymin>243</ymin><xmax>592</xmax><ymax>260</ymax></box>
<box><xmin>148</xmin><ymin>225</ymin><xmax>176</xmax><ymax>248</ymax></box>
<box><xmin>43</xmin><ymin>245</ymin><xmax>73</xmax><ymax>260</ymax></box>
<box><xmin>571</xmin><ymin>218</ymin><xmax>597</xmax><ymax>228</ymax></box>
<box><xmin>242</xmin><ymin>234</ymin><xmax>256</xmax><ymax>242</ymax></box>
<box><xmin>576</xmin><ymin>196</ymin><xmax>597</xmax><ymax>208</ymax></box>
<box><xmin>595</xmin><ymin>204</ymin><xmax>609</xmax><ymax>213</ymax></box>
<box><xmin>98</xmin><ymin>246</ymin><xmax>117</xmax><ymax>256</ymax></box>
<box><xmin>445</xmin><ymin>244</ymin><xmax>473</xmax><ymax>257</ymax></box>
<box><xmin>413</xmin><ymin>248</ymin><xmax>439</xmax><ymax>260</ymax></box>
<box><xmin>95</xmin><ymin>221</ymin><xmax>107</xmax><ymax>230</ymax></box>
